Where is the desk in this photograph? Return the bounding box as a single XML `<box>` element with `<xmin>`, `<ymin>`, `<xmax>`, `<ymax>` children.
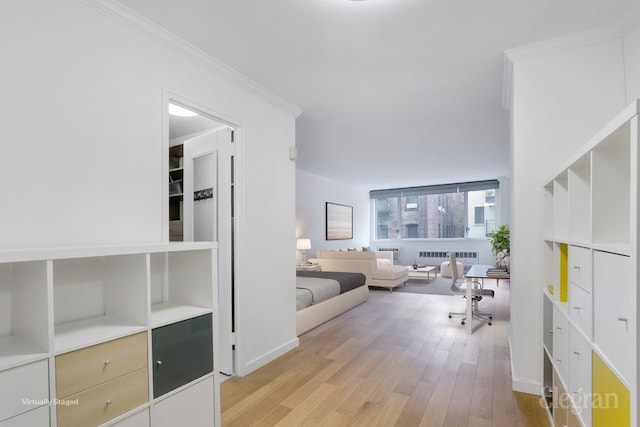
<box><xmin>463</xmin><ymin>265</ymin><xmax>509</xmax><ymax>334</ymax></box>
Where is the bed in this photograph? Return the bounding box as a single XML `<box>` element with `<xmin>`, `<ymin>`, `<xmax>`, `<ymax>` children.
<box><xmin>296</xmin><ymin>270</ymin><xmax>369</xmax><ymax>336</ymax></box>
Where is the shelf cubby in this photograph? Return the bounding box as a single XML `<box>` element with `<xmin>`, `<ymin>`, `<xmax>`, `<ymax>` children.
<box><xmin>543</xmin><ymin>240</ymin><xmax>554</xmax><ymax>294</ymax></box>
<box><xmin>0</xmin><ymin>261</ymin><xmax>50</xmax><ymax>370</ymax></box>
<box><xmin>543</xmin><ymin>184</ymin><xmax>554</xmax><ymax>239</ymax></box>
<box><xmin>592</xmin><ymin>121</ymin><xmax>631</xmax><ymax>250</ymax></box>
<box><xmin>150</xmin><ymin>249</ymin><xmax>215</xmax><ymax>327</ymax></box>
<box><xmin>551</xmin><ymin>242</ymin><xmax>568</xmax><ymax>302</ymax></box>
<box><xmin>52</xmin><ymin>254</ymin><xmax>148</xmax><ymax>353</ymax></box>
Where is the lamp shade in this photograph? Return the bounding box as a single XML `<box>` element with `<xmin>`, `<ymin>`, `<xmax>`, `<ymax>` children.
<box><xmin>296</xmin><ymin>239</ymin><xmax>311</xmax><ymax>250</ymax></box>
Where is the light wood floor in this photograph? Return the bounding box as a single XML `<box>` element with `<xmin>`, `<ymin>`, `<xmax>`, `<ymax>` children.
<box><xmin>221</xmin><ymin>280</ymin><xmax>550</xmax><ymax>427</ymax></box>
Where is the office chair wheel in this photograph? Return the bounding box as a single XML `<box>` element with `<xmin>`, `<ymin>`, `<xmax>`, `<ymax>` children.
<box><xmin>448</xmin><ymin>314</ymin><xmax>452</xmax><ymax>318</ymax></box>
<box><xmin>461</xmin><ymin>320</ymin><xmax>466</xmax><ymax>325</ymax></box>
<box><xmin>488</xmin><ymin>321</ymin><xmax>492</xmax><ymax>326</ymax></box>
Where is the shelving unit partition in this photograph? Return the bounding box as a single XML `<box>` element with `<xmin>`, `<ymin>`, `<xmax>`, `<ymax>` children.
<box><xmin>542</xmin><ymin>100</ymin><xmax>640</xmax><ymax>427</ymax></box>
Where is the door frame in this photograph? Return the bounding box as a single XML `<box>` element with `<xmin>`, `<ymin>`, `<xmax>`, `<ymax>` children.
<box><xmin>162</xmin><ymin>91</ymin><xmax>243</xmax><ymax>377</ymax></box>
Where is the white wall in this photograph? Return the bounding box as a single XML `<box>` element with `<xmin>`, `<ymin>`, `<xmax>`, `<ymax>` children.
<box><xmin>508</xmin><ymin>34</ymin><xmax>627</xmax><ymax>393</ymax></box>
<box><xmin>296</xmin><ymin>170</ymin><xmax>370</xmax><ymax>260</ymax></box>
<box><xmin>625</xmin><ymin>15</ymin><xmax>640</xmax><ymax>102</ymax></box>
<box><xmin>2</xmin><ymin>0</ymin><xmax>299</xmax><ymax>376</ymax></box>
<box><xmin>297</xmin><ymin>172</ymin><xmax>511</xmax><ymax>267</ymax></box>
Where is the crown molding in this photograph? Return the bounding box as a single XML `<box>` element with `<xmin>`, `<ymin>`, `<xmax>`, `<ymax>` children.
<box><xmin>619</xmin><ymin>0</ymin><xmax>640</xmax><ymax>35</ymax></box>
<box><xmin>82</xmin><ymin>0</ymin><xmax>303</xmax><ymax>118</ymax></box>
<box><xmin>502</xmin><ymin>22</ymin><xmax>628</xmax><ymax>110</ymax></box>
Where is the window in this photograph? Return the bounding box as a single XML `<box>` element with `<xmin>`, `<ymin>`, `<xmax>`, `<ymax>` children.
<box><xmin>405</xmin><ymin>196</ymin><xmax>418</xmax><ymax>210</ymax></box>
<box><xmin>474</xmin><ymin>206</ymin><xmax>485</xmax><ymax>225</ymax></box>
<box><xmin>377</xmin><ymin>224</ymin><xmax>389</xmax><ymax>239</ymax></box>
<box><xmin>485</xmin><ymin>189</ymin><xmax>495</xmax><ymax>204</ymax></box>
<box><xmin>371</xmin><ymin>180</ymin><xmax>499</xmax><ymax>240</ymax></box>
<box><xmin>406</xmin><ymin>223</ymin><xmax>418</xmax><ymax>238</ymax></box>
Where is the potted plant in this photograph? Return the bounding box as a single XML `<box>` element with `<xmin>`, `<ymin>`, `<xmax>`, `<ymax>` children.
<box><xmin>488</xmin><ymin>224</ymin><xmax>510</xmax><ymax>270</ymax></box>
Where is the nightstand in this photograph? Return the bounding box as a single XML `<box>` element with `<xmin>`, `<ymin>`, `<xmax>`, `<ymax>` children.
<box><xmin>296</xmin><ymin>263</ymin><xmax>321</xmax><ymax>271</ymax></box>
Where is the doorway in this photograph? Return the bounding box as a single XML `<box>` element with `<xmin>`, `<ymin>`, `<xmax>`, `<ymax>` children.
<box><xmin>165</xmin><ymin>98</ymin><xmax>236</xmax><ymax>377</ymax></box>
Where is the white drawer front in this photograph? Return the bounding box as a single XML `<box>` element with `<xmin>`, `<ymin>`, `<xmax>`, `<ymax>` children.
<box><xmin>568</xmin><ymin>324</ymin><xmax>592</xmax><ymax>393</ymax></box>
<box><xmin>0</xmin><ymin>406</ymin><xmax>49</xmax><ymax>427</ymax></box>
<box><xmin>153</xmin><ymin>377</ymin><xmax>214</xmax><ymax>427</ymax></box>
<box><xmin>552</xmin><ymin>306</ymin><xmax>569</xmax><ymax>383</ymax></box>
<box><xmin>569</xmin><ymin>246</ymin><xmax>592</xmax><ymax>293</ymax></box>
<box><xmin>108</xmin><ymin>408</ymin><xmax>149</xmax><ymax>427</ymax></box>
<box><xmin>569</xmin><ymin>373</ymin><xmax>592</xmax><ymax>427</ymax></box>
<box><xmin>0</xmin><ymin>360</ymin><xmax>49</xmax><ymax>421</ymax></box>
<box><xmin>568</xmin><ymin>282</ymin><xmax>592</xmax><ymax>339</ymax></box>
<box><xmin>593</xmin><ymin>251</ymin><xmax>635</xmax><ymax>384</ymax></box>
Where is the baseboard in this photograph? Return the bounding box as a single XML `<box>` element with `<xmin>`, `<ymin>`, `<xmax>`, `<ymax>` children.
<box><xmin>509</xmin><ymin>335</ymin><xmax>543</xmax><ymax>396</ymax></box>
<box><xmin>512</xmin><ymin>377</ymin><xmax>543</xmax><ymax>395</ymax></box>
<box><xmin>240</xmin><ymin>337</ymin><xmax>299</xmax><ymax>376</ymax></box>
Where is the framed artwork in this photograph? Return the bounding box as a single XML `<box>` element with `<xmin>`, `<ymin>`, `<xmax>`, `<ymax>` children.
<box><xmin>326</xmin><ymin>202</ymin><xmax>353</xmax><ymax>240</ymax></box>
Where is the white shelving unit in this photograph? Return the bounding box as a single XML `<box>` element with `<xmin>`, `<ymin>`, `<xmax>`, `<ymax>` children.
<box><xmin>0</xmin><ymin>243</ymin><xmax>219</xmax><ymax>427</ymax></box>
<box><xmin>542</xmin><ymin>100</ymin><xmax>639</xmax><ymax>427</ymax></box>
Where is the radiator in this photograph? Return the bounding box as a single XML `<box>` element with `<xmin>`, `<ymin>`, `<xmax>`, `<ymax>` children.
<box><xmin>417</xmin><ymin>251</ymin><xmax>478</xmax><ymax>271</ymax></box>
<box><xmin>377</xmin><ymin>247</ymin><xmax>399</xmax><ymax>261</ymax></box>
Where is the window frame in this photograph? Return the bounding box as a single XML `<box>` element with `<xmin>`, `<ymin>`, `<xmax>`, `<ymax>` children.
<box><xmin>370</xmin><ymin>180</ymin><xmax>499</xmax><ymax>241</ymax></box>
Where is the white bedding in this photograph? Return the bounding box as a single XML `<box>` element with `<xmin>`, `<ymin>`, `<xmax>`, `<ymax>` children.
<box><xmin>296</xmin><ymin>276</ymin><xmax>340</xmax><ymax>311</ymax></box>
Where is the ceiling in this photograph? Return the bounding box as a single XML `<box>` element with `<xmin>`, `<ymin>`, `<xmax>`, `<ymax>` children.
<box><xmin>169</xmin><ymin>108</ymin><xmax>225</xmax><ymax>140</ymax></box>
<box><xmin>123</xmin><ymin>0</ymin><xmax>632</xmax><ymax>190</ymax></box>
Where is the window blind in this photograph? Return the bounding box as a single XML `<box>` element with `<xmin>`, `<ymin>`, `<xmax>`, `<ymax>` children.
<box><xmin>369</xmin><ymin>179</ymin><xmax>499</xmax><ymax>199</ymax></box>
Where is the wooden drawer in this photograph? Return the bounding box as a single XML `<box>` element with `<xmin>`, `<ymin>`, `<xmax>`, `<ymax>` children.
<box><xmin>57</xmin><ymin>367</ymin><xmax>148</xmax><ymax>427</ymax></box>
<box><xmin>568</xmin><ymin>245</ymin><xmax>592</xmax><ymax>293</ymax></box>
<box><xmin>568</xmin><ymin>282</ymin><xmax>592</xmax><ymax>339</ymax></box>
<box><xmin>56</xmin><ymin>332</ymin><xmax>147</xmax><ymax>398</ymax></box>
<box><xmin>0</xmin><ymin>360</ymin><xmax>49</xmax><ymax>422</ymax></box>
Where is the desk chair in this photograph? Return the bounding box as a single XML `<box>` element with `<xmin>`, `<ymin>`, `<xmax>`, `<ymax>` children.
<box><xmin>447</xmin><ymin>253</ymin><xmax>495</xmax><ymax>326</ymax></box>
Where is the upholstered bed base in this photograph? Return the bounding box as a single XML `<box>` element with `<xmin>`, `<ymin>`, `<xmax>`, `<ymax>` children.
<box><xmin>296</xmin><ymin>284</ymin><xmax>369</xmax><ymax>336</ymax></box>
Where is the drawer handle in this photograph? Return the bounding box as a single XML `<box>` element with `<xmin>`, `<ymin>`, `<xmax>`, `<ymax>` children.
<box><xmin>547</xmin><ymin>330</ymin><xmax>553</xmax><ymax>334</ymax></box>
<box><xmin>573</xmin><ymin>306</ymin><xmax>581</xmax><ymax>311</ymax></box>
<box><xmin>106</xmin><ymin>400</ymin><xmax>112</xmax><ymax>405</ymax></box>
<box><xmin>156</xmin><ymin>360</ymin><xmax>163</xmax><ymax>370</ymax></box>
<box><xmin>104</xmin><ymin>360</ymin><xmax>111</xmax><ymax>366</ymax></box>
<box><xmin>617</xmin><ymin>317</ymin><xmax>628</xmax><ymax>322</ymax></box>
<box><xmin>573</xmin><ymin>266</ymin><xmax>580</xmax><ymax>270</ymax></box>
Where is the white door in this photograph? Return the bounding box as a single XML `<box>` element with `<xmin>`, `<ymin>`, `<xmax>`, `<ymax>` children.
<box><xmin>183</xmin><ymin>128</ymin><xmax>235</xmax><ymax>376</ymax></box>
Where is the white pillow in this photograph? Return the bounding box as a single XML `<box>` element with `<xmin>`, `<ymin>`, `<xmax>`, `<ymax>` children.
<box><xmin>377</xmin><ymin>258</ymin><xmax>392</xmax><ymax>266</ymax></box>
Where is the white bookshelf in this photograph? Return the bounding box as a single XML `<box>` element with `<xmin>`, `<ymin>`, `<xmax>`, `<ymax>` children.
<box><xmin>0</xmin><ymin>243</ymin><xmax>219</xmax><ymax>426</ymax></box>
<box><xmin>542</xmin><ymin>100</ymin><xmax>640</xmax><ymax>426</ymax></box>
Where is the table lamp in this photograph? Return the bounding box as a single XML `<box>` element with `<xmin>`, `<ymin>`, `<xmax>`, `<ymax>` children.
<box><xmin>296</xmin><ymin>238</ymin><xmax>311</xmax><ymax>265</ymax></box>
